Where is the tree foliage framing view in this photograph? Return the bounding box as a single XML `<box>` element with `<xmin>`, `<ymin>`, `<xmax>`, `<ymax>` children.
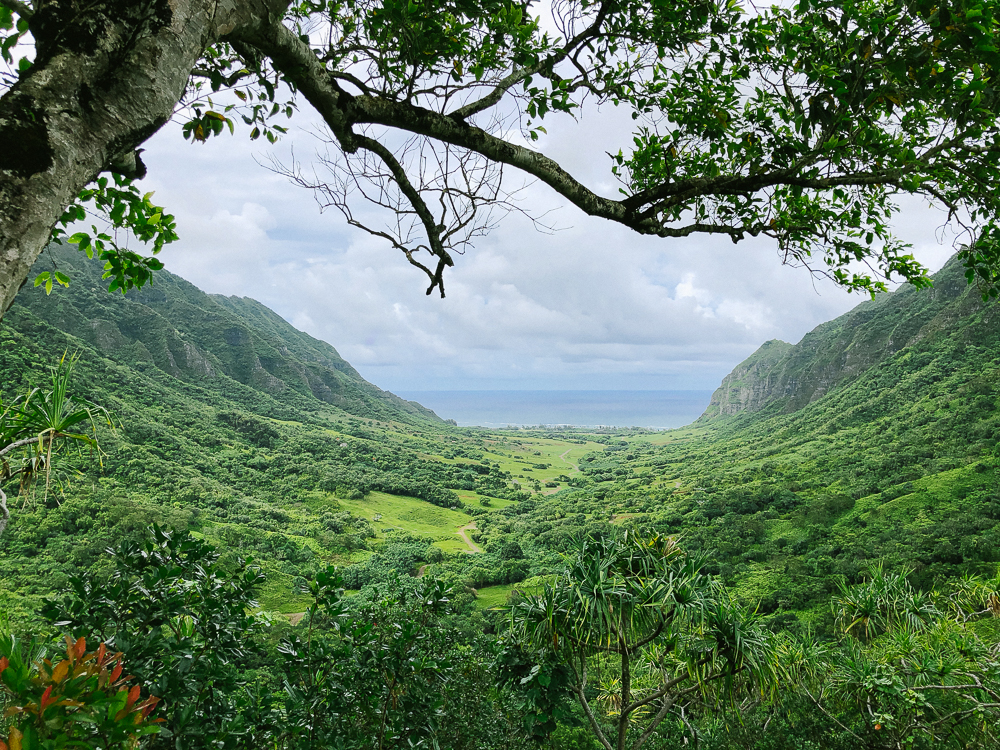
<box><xmin>3</xmin><ymin>0</ymin><xmax>1000</xmax><ymax>315</ymax></box>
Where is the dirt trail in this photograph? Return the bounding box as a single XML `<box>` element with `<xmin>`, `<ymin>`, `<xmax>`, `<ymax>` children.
<box><xmin>558</xmin><ymin>448</ymin><xmax>580</xmax><ymax>473</ymax></box>
<box><xmin>457</xmin><ymin>521</ymin><xmax>482</xmax><ymax>553</ymax></box>
<box><xmin>416</xmin><ymin>564</ymin><xmax>428</xmax><ymax>577</ymax></box>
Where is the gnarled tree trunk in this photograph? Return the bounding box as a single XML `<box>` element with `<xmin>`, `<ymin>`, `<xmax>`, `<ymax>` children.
<box><xmin>0</xmin><ymin>0</ymin><xmax>285</xmax><ymax>317</ymax></box>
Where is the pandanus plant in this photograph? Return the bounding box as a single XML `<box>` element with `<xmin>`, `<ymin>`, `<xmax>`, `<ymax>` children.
<box><xmin>0</xmin><ymin>355</ymin><xmax>114</xmax><ymax>537</ymax></box>
<box><xmin>509</xmin><ymin>531</ymin><xmax>775</xmax><ymax>750</ymax></box>
<box><xmin>779</xmin><ymin>566</ymin><xmax>1000</xmax><ymax>750</ymax></box>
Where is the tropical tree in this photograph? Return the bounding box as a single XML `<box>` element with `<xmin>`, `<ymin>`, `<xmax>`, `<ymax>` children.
<box><xmin>4</xmin><ymin>0</ymin><xmax>1000</xmax><ymax>316</ymax></box>
<box><xmin>0</xmin><ymin>356</ymin><xmax>112</xmax><ymax>538</ymax></box>
<box><xmin>42</xmin><ymin>525</ymin><xmax>267</xmax><ymax>750</ymax></box>
<box><xmin>783</xmin><ymin>566</ymin><xmax>1000</xmax><ymax>749</ymax></box>
<box><xmin>509</xmin><ymin>532</ymin><xmax>774</xmax><ymax>750</ymax></box>
<box><xmin>275</xmin><ymin>568</ymin><xmax>467</xmax><ymax>750</ymax></box>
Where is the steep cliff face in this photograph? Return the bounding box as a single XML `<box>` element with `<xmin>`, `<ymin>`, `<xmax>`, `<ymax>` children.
<box><xmin>11</xmin><ymin>244</ymin><xmax>441</xmax><ymax>425</ymax></box>
<box><xmin>700</xmin><ymin>339</ymin><xmax>793</xmax><ymax>418</ymax></box>
<box><xmin>700</xmin><ymin>254</ymin><xmax>986</xmax><ymax>420</ymax></box>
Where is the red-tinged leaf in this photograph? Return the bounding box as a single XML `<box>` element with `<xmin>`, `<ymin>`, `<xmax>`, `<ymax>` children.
<box><xmin>0</xmin><ymin>656</ymin><xmax>8</xmax><ymax>676</ymax></box>
<box><xmin>0</xmin><ymin>737</ymin><xmax>8</xmax><ymax>750</ymax></box>
<box><xmin>110</xmin><ymin>662</ymin><xmax>123</xmax><ymax>683</ymax></box>
<box><xmin>73</xmin><ymin>637</ymin><xmax>86</xmax><ymax>660</ymax></box>
<box><xmin>139</xmin><ymin>695</ymin><xmax>161</xmax><ymax>718</ymax></box>
<box><xmin>39</xmin><ymin>685</ymin><xmax>54</xmax><ymax>711</ymax></box>
<box><xmin>126</xmin><ymin>684</ymin><xmax>141</xmax><ymax>710</ymax></box>
<box><xmin>51</xmin><ymin>659</ymin><xmax>69</xmax><ymax>684</ymax></box>
<box><xmin>96</xmin><ymin>643</ymin><xmax>107</xmax><ymax>665</ymax></box>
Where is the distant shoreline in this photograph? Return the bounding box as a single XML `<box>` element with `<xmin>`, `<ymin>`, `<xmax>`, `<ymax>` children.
<box><xmin>395</xmin><ymin>390</ymin><xmax>714</xmax><ymax>430</ymax></box>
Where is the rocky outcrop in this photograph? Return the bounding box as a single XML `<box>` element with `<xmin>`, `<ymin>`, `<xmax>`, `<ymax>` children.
<box><xmin>700</xmin><ymin>340</ymin><xmax>793</xmax><ymax>418</ymax></box>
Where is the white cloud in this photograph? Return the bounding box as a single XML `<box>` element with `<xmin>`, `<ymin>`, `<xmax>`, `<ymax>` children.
<box><xmin>135</xmin><ymin>100</ymin><xmax>956</xmax><ymax>393</ymax></box>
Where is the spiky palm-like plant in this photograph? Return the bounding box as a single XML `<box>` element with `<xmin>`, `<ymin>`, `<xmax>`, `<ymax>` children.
<box><xmin>510</xmin><ymin>531</ymin><xmax>774</xmax><ymax>750</ymax></box>
<box><xmin>0</xmin><ymin>356</ymin><xmax>113</xmax><ymax>537</ymax></box>
<box><xmin>782</xmin><ymin>567</ymin><xmax>1000</xmax><ymax>749</ymax></box>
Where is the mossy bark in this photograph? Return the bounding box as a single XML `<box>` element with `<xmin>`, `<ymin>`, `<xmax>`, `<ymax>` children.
<box><xmin>0</xmin><ymin>0</ymin><xmax>287</xmax><ymax>317</ymax></box>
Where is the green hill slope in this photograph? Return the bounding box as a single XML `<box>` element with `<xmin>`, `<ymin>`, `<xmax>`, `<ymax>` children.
<box><xmin>700</xmin><ymin>254</ymin><xmax>987</xmax><ymax>418</ymax></box>
<box><xmin>0</xmin><ymin>247</ymin><xmax>472</xmax><ymax>621</ymax></box>
<box><xmin>464</xmin><ymin>258</ymin><xmax>1000</xmax><ymax>629</ymax></box>
<box><xmin>17</xmin><ymin>243</ymin><xmax>440</xmax><ymax>425</ymax></box>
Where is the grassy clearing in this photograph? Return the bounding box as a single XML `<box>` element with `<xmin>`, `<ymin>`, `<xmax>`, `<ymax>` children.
<box><xmin>478</xmin><ymin>435</ymin><xmax>605</xmax><ymax>493</ymax></box>
<box><xmin>473</xmin><ymin>575</ymin><xmax>553</xmax><ymax>609</ymax></box>
<box><xmin>473</xmin><ymin>584</ymin><xmax>517</xmax><ymax>609</ymax></box>
<box><xmin>259</xmin><ymin>565</ymin><xmax>313</xmax><ymax>613</ymax></box>
<box><xmin>638</xmin><ymin>426</ymin><xmax>709</xmax><ymax>446</ymax></box>
<box><xmin>335</xmin><ymin>491</ymin><xmax>472</xmax><ymax>553</ymax></box>
<box><xmin>456</xmin><ymin>489</ymin><xmax>515</xmax><ymax>509</ymax></box>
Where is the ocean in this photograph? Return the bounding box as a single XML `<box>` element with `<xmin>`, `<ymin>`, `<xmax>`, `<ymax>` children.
<box><xmin>395</xmin><ymin>390</ymin><xmax>715</xmax><ymax>430</ymax></box>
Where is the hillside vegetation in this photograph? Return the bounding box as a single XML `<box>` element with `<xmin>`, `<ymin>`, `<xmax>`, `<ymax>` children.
<box><xmin>2</xmin><ymin>248</ymin><xmax>1000</xmax><ymax>749</ymax></box>
<box><xmin>0</xmin><ymin>246</ymin><xmax>586</xmax><ymax>619</ymax></box>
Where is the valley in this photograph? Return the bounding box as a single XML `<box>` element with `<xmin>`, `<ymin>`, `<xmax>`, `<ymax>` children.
<box><xmin>2</xmin><ymin>245</ymin><xmax>999</xmax><ymax>749</ymax></box>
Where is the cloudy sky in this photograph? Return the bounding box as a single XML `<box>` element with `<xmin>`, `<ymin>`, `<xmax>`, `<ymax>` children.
<box><xmin>137</xmin><ymin>95</ymin><xmax>957</xmax><ymax>394</ymax></box>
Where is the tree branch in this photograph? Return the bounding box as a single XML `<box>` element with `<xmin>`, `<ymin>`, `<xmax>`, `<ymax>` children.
<box><xmin>0</xmin><ymin>0</ymin><xmax>32</xmax><ymax>19</ymax></box>
<box><xmin>0</xmin><ymin>484</ymin><xmax>8</xmax><ymax>539</ymax></box>
<box><xmin>0</xmin><ymin>435</ymin><xmax>41</xmax><ymax>459</ymax></box>
<box><xmin>348</xmin><ymin>133</ymin><xmax>455</xmax><ymax>296</ymax></box>
<box><xmin>573</xmin><ymin>658</ymin><xmax>615</xmax><ymax>750</ymax></box>
<box><xmin>347</xmin><ymin>93</ymin><xmax>643</xmax><ymax>227</ymax></box>
<box><xmin>629</xmin><ymin>614</ymin><xmax>666</xmax><ymax>652</ymax></box>
<box><xmin>618</xmin><ymin>636</ymin><xmax>631</xmax><ymax>750</ymax></box>
<box><xmin>620</xmin><ymin>673</ymin><xmax>689</xmax><ymax>718</ymax></box>
<box><xmin>451</xmin><ymin>0</ymin><xmax>615</xmax><ymax>120</ymax></box>
<box><xmin>450</xmin><ymin>65</ymin><xmax>542</xmax><ymax>120</ymax></box>
<box><xmin>633</xmin><ymin>695</ymin><xmax>677</xmax><ymax>750</ymax></box>
<box><xmin>619</xmin><ymin>657</ymin><xmax>711</xmax><ymax>718</ymax></box>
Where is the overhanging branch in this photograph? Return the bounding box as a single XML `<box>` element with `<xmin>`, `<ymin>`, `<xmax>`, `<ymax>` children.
<box><xmin>237</xmin><ymin>14</ymin><xmax>980</xmax><ymax>297</ymax></box>
<box><xmin>0</xmin><ymin>0</ymin><xmax>32</xmax><ymax>19</ymax></box>
<box><xmin>349</xmin><ymin>133</ymin><xmax>455</xmax><ymax>296</ymax></box>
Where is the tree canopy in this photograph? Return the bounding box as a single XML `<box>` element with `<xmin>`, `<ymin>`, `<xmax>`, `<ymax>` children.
<box><xmin>2</xmin><ymin>0</ymin><xmax>1000</xmax><ymax>315</ymax></box>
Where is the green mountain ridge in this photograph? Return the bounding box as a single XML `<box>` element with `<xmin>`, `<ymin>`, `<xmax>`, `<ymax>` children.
<box><xmin>0</xmin><ymin>245</ymin><xmax>504</xmax><ymax>622</ymax></box>
<box><xmin>19</xmin><ymin>243</ymin><xmax>441</xmax><ymax>425</ymax></box>
<box><xmin>700</xmin><ymin>254</ymin><xmax>987</xmax><ymax>419</ymax></box>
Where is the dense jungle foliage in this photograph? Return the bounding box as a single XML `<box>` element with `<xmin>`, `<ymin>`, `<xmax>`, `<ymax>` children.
<box><xmin>1</xmin><ymin>247</ymin><xmax>999</xmax><ymax>748</ymax></box>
